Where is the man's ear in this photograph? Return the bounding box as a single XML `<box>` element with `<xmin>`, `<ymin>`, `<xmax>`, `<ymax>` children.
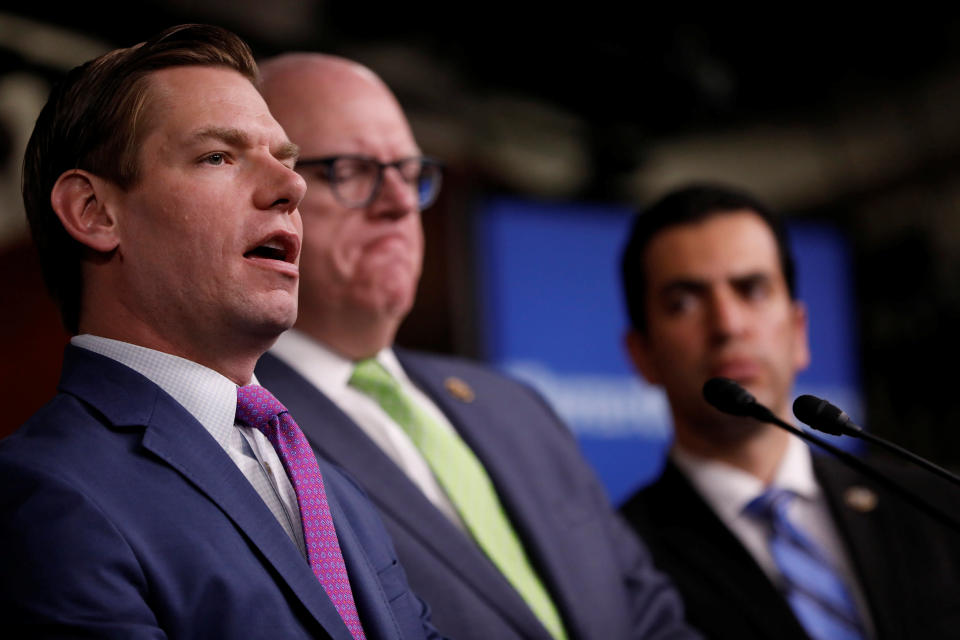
<box><xmin>791</xmin><ymin>300</ymin><xmax>811</xmax><ymax>373</ymax></box>
<box><xmin>625</xmin><ymin>329</ymin><xmax>662</xmax><ymax>385</ymax></box>
<box><xmin>50</xmin><ymin>169</ymin><xmax>120</xmax><ymax>253</ymax></box>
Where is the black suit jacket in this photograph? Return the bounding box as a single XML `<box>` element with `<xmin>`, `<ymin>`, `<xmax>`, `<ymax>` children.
<box><xmin>256</xmin><ymin>349</ymin><xmax>698</xmax><ymax>640</ymax></box>
<box><xmin>620</xmin><ymin>455</ymin><xmax>960</xmax><ymax>639</ymax></box>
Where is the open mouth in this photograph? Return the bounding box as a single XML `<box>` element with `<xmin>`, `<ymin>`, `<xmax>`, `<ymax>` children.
<box><xmin>244</xmin><ymin>233</ymin><xmax>299</xmax><ymax>264</ymax></box>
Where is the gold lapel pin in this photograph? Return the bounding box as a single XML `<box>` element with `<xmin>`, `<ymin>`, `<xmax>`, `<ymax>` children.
<box><xmin>444</xmin><ymin>376</ymin><xmax>475</xmax><ymax>403</ymax></box>
<box><xmin>843</xmin><ymin>486</ymin><xmax>879</xmax><ymax>513</ymax></box>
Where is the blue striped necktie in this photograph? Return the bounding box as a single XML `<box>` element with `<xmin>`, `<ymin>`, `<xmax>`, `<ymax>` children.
<box><xmin>745</xmin><ymin>488</ymin><xmax>866</xmax><ymax>640</ymax></box>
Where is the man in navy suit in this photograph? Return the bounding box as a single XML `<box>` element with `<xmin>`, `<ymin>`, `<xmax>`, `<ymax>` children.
<box><xmin>254</xmin><ymin>53</ymin><xmax>698</xmax><ymax>640</ymax></box>
<box><xmin>617</xmin><ymin>184</ymin><xmax>960</xmax><ymax>638</ymax></box>
<box><xmin>0</xmin><ymin>24</ymin><xmax>442</xmax><ymax>640</ymax></box>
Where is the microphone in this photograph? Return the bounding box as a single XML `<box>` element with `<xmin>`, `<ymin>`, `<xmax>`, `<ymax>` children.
<box><xmin>702</xmin><ymin>377</ymin><xmax>830</xmax><ymax>445</ymax></box>
<box><xmin>702</xmin><ymin>377</ymin><xmax>790</xmax><ymax>426</ymax></box>
<box><xmin>702</xmin><ymin>378</ymin><xmax>960</xmax><ymax>533</ymax></box>
<box><xmin>794</xmin><ymin>394</ymin><xmax>960</xmax><ymax>489</ymax></box>
<box><xmin>702</xmin><ymin>377</ymin><xmax>761</xmax><ymax>418</ymax></box>
<box><xmin>792</xmin><ymin>394</ymin><xmax>861</xmax><ymax>436</ymax></box>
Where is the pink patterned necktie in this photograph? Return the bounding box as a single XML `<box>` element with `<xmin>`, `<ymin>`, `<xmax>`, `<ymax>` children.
<box><xmin>236</xmin><ymin>385</ymin><xmax>367</xmax><ymax>640</ymax></box>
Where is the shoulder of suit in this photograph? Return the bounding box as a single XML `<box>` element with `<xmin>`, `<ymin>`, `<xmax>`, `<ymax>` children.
<box><xmin>395</xmin><ymin>348</ymin><xmax>577</xmax><ymax>436</ymax></box>
<box><xmin>394</xmin><ymin>347</ymin><xmax>524</xmax><ymax>388</ymax></box>
<box><xmin>4</xmin><ymin>390</ymin><xmax>104</xmax><ymax>450</ymax></box>
<box><xmin>814</xmin><ymin>450</ymin><xmax>924</xmax><ymax>491</ymax></box>
<box><xmin>813</xmin><ymin>451</ymin><xmax>960</xmax><ymax>520</ymax></box>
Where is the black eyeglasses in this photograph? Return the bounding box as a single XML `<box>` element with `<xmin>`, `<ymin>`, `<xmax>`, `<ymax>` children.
<box><xmin>295</xmin><ymin>155</ymin><xmax>443</xmax><ymax>210</ymax></box>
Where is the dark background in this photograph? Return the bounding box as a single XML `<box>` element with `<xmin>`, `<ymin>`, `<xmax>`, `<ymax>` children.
<box><xmin>2</xmin><ymin>3</ymin><xmax>960</xmax><ymax>468</ymax></box>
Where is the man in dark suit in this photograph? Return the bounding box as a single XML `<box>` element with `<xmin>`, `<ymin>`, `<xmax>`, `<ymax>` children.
<box><xmin>0</xmin><ymin>24</ymin><xmax>442</xmax><ymax>640</ymax></box>
<box><xmin>254</xmin><ymin>54</ymin><xmax>698</xmax><ymax>640</ymax></box>
<box><xmin>617</xmin><ymin>184</ymin><xmax>960</xmax><ymax>639</ymax></box>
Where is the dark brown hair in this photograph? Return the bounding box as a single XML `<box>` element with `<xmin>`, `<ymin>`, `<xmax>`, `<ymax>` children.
<box><xmin>22</xmin><ymin>24</ymin><xmax>258</xmax><ymax>334</ymax></box>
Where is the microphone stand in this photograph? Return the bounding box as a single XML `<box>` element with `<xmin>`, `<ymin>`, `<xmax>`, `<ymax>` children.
<box><xmin>793</xmin><ymin>395</ymin><xmax>960</xmax><ymax>489</ymax></box>
<box><xmin>854</xmin><ymin>430</ymin><xmax>960</xmax><ymax>488</ymax></box>
<box><xmin>704</xmin><ymin>379</ymin><xmax>960</xmax><ymax>534</ymax></box>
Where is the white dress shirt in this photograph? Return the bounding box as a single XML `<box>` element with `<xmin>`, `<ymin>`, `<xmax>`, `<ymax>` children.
<box><xmin>673</xmin><ymin>435</ymin><xmax>874</xmax><ymax>636</ymax></box>
<box><xmin>270</xmin><ymin>329</ymin><xmax>467</xmax><ymax>531</ymax></box>
<box><xmin>72</xmin><ymin>334</ymin><xmax>307</xmax><ymax>558</ymax></box>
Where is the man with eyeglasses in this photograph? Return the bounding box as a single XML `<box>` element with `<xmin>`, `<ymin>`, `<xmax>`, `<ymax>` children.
<box><xmin>254</xmin><ymin>54</ymin><xmax>698</xmax><ymax>640</ymax></box>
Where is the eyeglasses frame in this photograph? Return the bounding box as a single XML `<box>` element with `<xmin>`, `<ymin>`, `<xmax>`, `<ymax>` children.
<box><xmin>295</xmin><ymin>154</ymin><xmax>444</xmax><ymax>210</ymax></box>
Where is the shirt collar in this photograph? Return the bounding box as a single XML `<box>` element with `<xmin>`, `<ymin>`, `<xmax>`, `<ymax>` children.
<box><xmin>672</xmin><ymin>434</ymin><xmax>820</xmax><ymax>522</ymax></box>
<box><xmin>269</xmin><ymin>328</ymin><xmax>401</xmax><ymax>394</ymax></box>
<box><xmin>773</xmin><ymin>433</ymin><xmax>820</xmax><ymax>500</ymax></box>
<box><xmin>71</xmin><ymin>334</ymin><xmax>240</xmax><ymax>449</ymax></box>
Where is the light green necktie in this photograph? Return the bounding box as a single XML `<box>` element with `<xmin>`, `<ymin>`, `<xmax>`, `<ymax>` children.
<box><xmin>349</xmin><ymin>359</ymin><xmax>568</xmax><ymax>640</ymax></box>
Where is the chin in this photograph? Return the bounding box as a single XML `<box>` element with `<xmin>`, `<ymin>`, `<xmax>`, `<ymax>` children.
<box><xmin>360</xmin><ymin>281</ymin><xmax>417</xmax><ymax>317</ymax></box>
<box><xmin>244</xmin><ymin>299</ymin><xmax>298</xmax><ymax>338</ymax></box>
<box><xmin>269</xmin><ymin>306</ymin><xmax>299</xmax><ymax>333</ymax></box>
<box><xmin>241</xmin><ymin>316</ymin><xmax>296</xmax><ymax>348</ymax></box>
<box><xmin>382</xmin><ymin>292</ymin><xmax>416</xmax><ymax>320</ymax></box>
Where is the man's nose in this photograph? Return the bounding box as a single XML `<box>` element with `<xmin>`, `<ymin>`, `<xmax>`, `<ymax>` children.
<box><xmin>709</xmin><ymin>290</ymin><xmax>748</xmax><ymax>338</ymax></box>
<box><xmin>256</xmin><ymin>158</ymin><xmax>307</xmax><ymax>214</ymax></box>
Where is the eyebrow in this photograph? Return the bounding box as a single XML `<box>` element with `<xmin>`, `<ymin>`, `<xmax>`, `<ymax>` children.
<box><xmin>275</xmin><ymin>141</ymin><xmax>300</xmax><ymax>163</ymax></box>
<box><xmin>658</xmin><ymin>271</ymin><xmax>772</xmax><ymax>295</ymax></box>
<box><xmin>731</xmin><ymin>272</ymin><xmax>771</xmax><ymax>286</ymax></box>
<box><xmin>659</xmin><ymin>279</ymin><xmax>708</xmax><ymax>297</ymax></box>
<box><xmin>189</xmin><ymin>127</ymin><xmax>299</xmax><ymax>162</ymax></box>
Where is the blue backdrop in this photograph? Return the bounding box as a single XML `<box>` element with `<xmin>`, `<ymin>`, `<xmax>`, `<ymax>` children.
<box><xmin>475</xmin><ymin>197</ymin><xmax>862</xmax><ymax>505</ymax></box>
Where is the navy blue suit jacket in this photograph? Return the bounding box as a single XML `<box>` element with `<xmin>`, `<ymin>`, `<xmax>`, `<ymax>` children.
<box><xmin>0</xmin><ymin>346</ymin><xmax>443</xmax><ymax>640</ymax></box>
<box><xmin>256</xmin><ymin>348</ymin><xmax>698</xmax><ymax>640</ymax></box>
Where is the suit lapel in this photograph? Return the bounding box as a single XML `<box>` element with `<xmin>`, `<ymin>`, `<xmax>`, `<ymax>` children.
<box><xmin>814</xmin><ymin>455</ymin><xmax>903</xmax><ymax>638</ymax></box>
<box><xmin>642</xmin><ymin>462</ymin><xmax>808</xmax><ymax>639</ymax></box>
<box><xmin>321</xmin><ymin>465</ymin><xmax>400</xmax><ymax>640</ymax></box>
<box><xmin>394</xmin><ymin>351</ymin><xmax>560</xmax><ymax>638</ymax></box>
<box><xmin>60</xmin><ymin>346</ymin><xmax>354</xmax><ymax>640</ymax></box>
<box><xmin>257</xmin><ymin>351</ymin><xmax>551</xmax><ymax>640</ymax></box>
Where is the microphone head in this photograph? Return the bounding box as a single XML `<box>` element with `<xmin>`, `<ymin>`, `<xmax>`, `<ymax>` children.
<box><xmin>702</xmin><ymin>377</ymin><xmax>758</xmax><ymax>417</ymax></box>
<box><xmin>792</xmin><ymin>394</ymin><xmax>845</xmax><ymax>436</ymax></box>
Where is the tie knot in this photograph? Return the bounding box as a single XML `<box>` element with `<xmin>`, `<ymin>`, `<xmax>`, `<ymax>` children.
<box><xmin>744</xmin><ymin>487</ymin><xmax>797</xmax><ymax>522</ymax></box>
<box><xmin>349</xmin><ymin>358</ymin><xmax>398</xmax><ymax>393</ymax></box>
<box><xmin>236</xmin><ymin>384</ymin><xmax>288</xmax><ymax>431</ymax></box>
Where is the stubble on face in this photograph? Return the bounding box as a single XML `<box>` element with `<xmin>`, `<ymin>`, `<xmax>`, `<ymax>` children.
<box><xmin>631</xmin><ymin>212</ymin><xmax>809</xmax><ymax>449</ymax></box>
<box><xmin>99</xmin><ymin>66</ymin><xmax>304</xmax><ymax>374</ymax></box>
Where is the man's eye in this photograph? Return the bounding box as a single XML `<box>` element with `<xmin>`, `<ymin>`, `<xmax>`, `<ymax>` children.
<box><xmin>398</xmin><ymin>159</ymin><xmax>424</xmax><ymax>182</ymax></box>
<box><xmin>740</xmin><ymin>279</ymin><xmax>771</xmax><ymax>301</ymax></box>
<box><xmin>203</xmin><ymin>153</ymin><xmax>227</xmax><ymax>166</ymax></box>
<box><xmin>664</xmin><ymin>294</ymin><xmax>696</xmax><ymax>314</ymax></box>
<box><xmin>332</xmin><ymin>162</ymin><xmax>375</xmax><ymax>182</ymax></box>
<box><xmin>332</xmin><ymin>165</ymin><xmax>358</xmax><ymax>181</ymax></box>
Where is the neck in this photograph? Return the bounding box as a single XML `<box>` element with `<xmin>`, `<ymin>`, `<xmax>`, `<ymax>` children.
<box><xmin>294</xmin><ymin>310</ymin><xmax>398</xmax><ymax>361</ymax></box>
<box><xmin>673</xmin><ymin>414</ymin><xmax>791</xmax><ymax>484</ymax></box>
<box><xmin>79</xmin><ymin>316</ymin><xmax>271</xmax><ymax>387</ymax></box>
